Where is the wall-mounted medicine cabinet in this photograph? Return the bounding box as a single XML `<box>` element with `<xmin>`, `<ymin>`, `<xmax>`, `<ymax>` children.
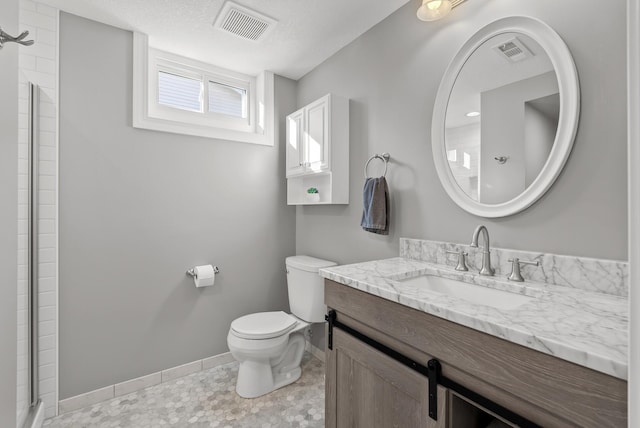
<box><xmin>286</xmin><ymin>93</ymin><xmax>349</xmax><ymax>205</ymax></box>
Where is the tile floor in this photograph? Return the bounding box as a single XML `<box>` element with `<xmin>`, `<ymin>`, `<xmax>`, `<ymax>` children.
<box><xmin>44</xmin><ymin>354</ymin><xmax>324</xmax><ymax>427</ymax></box>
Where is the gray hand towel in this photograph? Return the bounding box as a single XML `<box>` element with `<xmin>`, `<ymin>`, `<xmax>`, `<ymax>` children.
<box><xmin>361</xmin><ymin>177</ymin><xmax>389</xmax><ymax>235</ymax></box>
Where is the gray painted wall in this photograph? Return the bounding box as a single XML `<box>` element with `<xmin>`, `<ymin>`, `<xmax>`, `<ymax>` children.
<box><xmin>480</xmin><ymin>71</ymin><xmax>558</xmax><ymax>203</ymax></box>
<box><xmin>0</xmin><ymin>0</ymin><xmax>19</xmax><ymax>424</ymax></box>
<box><xmin>59</xmin><ymin>13</ymin><xmax>297</xmax><ymax>399</ymax></box>
<box><xmin>295</xmin><ymin>0</ymin><xmax>628</xmax><ymax>264</ymax></box>
<box><xmin>524</xmin><ymin>95</ymin><xmax>558</xmax><ymax>187</ymax></box>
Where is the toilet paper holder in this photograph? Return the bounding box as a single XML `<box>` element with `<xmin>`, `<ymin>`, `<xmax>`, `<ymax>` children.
<box><xmin>186</xmin><ymin>266</ymin><xmax>220</xmax><ymax>277</ymax></box>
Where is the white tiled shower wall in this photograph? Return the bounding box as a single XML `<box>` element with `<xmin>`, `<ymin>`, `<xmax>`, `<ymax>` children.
<box><xmin>18</xmin><ymin>0</ymin><xmax>59</xmax><ymax>421</ymax></box>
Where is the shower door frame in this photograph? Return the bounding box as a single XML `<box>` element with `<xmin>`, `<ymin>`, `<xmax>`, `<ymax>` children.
<box><xmin>27</xmin><ymin>82</ymin><xmax>40</xmax><ymax>409</ymax></box>
<box><xmin>21</xmin><ymin>82</ymin><xmax>43</xmax><ymax>428</ymax></box>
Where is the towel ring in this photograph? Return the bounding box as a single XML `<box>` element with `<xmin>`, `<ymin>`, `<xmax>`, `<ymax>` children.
<box><xmin>364</xmin><ymin>153</ymin><xmax>390</xmax><ymax>179</ymax></box>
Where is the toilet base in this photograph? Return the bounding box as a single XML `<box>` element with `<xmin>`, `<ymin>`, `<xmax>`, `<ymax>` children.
<box><xmin>235</xmin><ymin>359</ymin><xmax>277</xmax><ymax>398</ymax></box>
<box><xmin>236</xmin><ymin>363</ymin><xmax>302</xmax><ymax>399</ymax></box>
<box><xmin>233</xmin><ymin>333</ymin><xmax>306</xmax><ymax>398</ymax></box>
<box><xmin>273</xmin><ymin>366</ymin><xmax>302</xmax><ymax>391</ymax></box>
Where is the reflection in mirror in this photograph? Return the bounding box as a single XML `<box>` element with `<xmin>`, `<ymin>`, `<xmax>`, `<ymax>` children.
<box><xmin>444</xmin><ymin>33</ymin><xmax>559</xmax><ymax>204</ymax></box>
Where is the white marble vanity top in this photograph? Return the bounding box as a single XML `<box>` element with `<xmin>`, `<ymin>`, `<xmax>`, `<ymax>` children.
<box><xmin>319</xmin><ymin>257</ymin><xmax>628</xmax><ymax>380</ymax></box>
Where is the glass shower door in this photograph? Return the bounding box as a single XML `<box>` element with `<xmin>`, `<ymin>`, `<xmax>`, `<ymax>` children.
<box><xmin>17</xmin><ymin>82</ymin><xmax>42</xmax><ymax>428</ymax></box>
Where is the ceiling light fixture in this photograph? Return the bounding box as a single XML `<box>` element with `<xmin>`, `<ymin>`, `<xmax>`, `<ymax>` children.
<box><xmin>466</xmin><ymin>111</ymin><xmax>480</xmax><ymax>117</ymax></box>
<box><xmin>417</xmin><ymin>0</ymin><xmax>452</xmax><ymax>22</ymax></box>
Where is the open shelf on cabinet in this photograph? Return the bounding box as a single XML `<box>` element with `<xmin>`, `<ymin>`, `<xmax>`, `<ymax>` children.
<box><xmin>287</xmin><ymin>172</ymin><xmax>348</xmax><ymax>205</ymax></box>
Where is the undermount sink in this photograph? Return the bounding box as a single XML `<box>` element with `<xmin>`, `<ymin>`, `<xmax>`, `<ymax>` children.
<box><xmin>399</xmin><ymin>274</ymin><xmax>534</xmax><ymax>310</ymax></box>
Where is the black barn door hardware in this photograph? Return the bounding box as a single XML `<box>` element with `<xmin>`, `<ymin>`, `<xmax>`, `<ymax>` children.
<box><xmin>325</xmin><ymin>310</ymin><xmax>541</xmax><ymax>427</ymax></box>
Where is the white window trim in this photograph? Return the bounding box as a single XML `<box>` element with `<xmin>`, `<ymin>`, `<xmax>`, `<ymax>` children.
<box><xmin>133</xmin><ymin>32</ymin><xmax>274</xmax><ymax>146</ymax></box>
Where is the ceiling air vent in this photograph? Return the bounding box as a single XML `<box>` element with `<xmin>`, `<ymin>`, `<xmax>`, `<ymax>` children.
<box><xmin>493</xmin><ymin>37</ymin><xmax>534</xmax><ymax>63</ymax></box>
<box><xmin>213</xmin><ymin>1</ymin><xmax>277</xmax><ymax>42</ymax></box>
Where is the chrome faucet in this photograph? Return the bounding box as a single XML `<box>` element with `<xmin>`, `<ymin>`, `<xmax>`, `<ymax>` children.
<box><xmin>470</xmin><ymin>225</ymin><xmax>495</xmax><ymax>276</ymax></box>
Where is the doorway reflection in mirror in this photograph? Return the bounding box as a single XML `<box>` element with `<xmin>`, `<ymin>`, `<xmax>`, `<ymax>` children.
<box><xmin>444</xmin><ymin>32</ymin><xmax>559</xmax><ymax>204</ymax></box>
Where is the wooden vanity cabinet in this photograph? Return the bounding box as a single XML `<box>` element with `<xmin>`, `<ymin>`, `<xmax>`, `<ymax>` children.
<box><xmin>326</xmin><ymin>327</ymin><xmax>448</xmax><ymax>427</ymax></box>
<box><xmin>324</xmin><ymin>280</ymin><xmax>627</xmax><ymax>428</ymax></box>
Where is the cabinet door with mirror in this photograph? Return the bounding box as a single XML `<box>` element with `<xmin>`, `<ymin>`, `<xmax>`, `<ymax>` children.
<box><xmin>432</xmin><ymin>17</ymin><xmax>580</xmax><ymax>217</ymax></box>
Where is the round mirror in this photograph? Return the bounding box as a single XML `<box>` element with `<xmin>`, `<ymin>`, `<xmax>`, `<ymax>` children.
<box><xmin>432</xmin><ymin>17</ymin><xmax>579</xmax><ymax>217</ymax></box>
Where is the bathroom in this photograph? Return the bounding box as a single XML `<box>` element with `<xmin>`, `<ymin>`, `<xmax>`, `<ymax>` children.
<box><xmin>0</xmin><ymin>0</ymin><xmax>637</xmax><ymax>426</ymax></box>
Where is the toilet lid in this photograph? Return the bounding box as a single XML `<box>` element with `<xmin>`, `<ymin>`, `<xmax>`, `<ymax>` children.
<box><xmin>231</xmin><ymin>311</ymin><xmax>298</xmax><ymax>340</ymax></box>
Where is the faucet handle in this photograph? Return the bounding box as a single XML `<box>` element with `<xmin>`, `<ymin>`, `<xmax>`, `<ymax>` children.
<box><xmin>445</xmin><ymin>250</ymin><xmax>469</xmax><ymax>272</ymax></box>
<box><xmin>507</xmin><ymin>258</ymin><xmax>539</xmax><ymax>282</ymax></box>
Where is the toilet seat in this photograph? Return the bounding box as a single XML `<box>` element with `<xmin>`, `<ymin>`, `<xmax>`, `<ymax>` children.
<box><xmin>230</xmin><ymin>311</ymin><xmax>298</xmax><ymax>340</ymax></box>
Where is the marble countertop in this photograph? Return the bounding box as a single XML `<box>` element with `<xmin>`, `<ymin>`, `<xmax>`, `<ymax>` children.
<box><xmin>319</xmin><ymin>257</ymin><xmax>628</xmax><ymax>380</ymax></box>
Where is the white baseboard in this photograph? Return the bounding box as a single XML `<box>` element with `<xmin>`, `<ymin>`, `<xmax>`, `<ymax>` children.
<box><xmin>57</xmin><ymin>352</ymin><xmax>235</xmax><ymax>415</ymax></box>
<box><xmin>56</xmin><ymin>343</ymin><xmax>324</xmax><ymax>417</ymax></box>
<box><xmin>309</xmin><ymin>343</ymin><xmax>325</xmax><ymax>363</ymax></box>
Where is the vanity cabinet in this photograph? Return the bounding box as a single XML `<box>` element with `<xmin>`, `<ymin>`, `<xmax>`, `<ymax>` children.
<box><xmin>285</xmin><ymin>94</ymin><xmax>349</xmax><ymax>205</ymax></box>
<box><xmin>324</xmin><ymin>280</ymin><xmax>627</xmax><ymax>428</ymax></box>
<box><xmin>327</xmin><ymin>326</ymin><xmax>447</xmax><ymax>428</ymax></box>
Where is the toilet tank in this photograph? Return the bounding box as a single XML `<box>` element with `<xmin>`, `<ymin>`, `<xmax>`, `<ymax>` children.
<box><xmin>285</xmin><ymin>256</ymin><xmax>337</xmax><ymax>323</ymax></box>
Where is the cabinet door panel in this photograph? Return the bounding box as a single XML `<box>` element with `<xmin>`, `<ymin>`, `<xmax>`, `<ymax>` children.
<box><xmin>305</xmin><ymin>98</ymin><xmax>329</xmax><ymax>172</ymax></box>
<box><xmin>286</xmin><ymin>110</ymin><xmax>305</xmax><ymax>177</ymax></box>
<box><xmin>327</xmin><ymin>328</ymin><xmax>446</xmax><ymax>428</ymax></box>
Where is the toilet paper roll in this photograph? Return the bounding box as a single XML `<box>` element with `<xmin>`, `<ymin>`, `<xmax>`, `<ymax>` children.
<box><xmin>193</xmin><ymin>265</ymin><xmax>215</xmax><ymax>288</ymax></box>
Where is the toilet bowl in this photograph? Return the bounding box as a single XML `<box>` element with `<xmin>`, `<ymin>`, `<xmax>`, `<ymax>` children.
<box><xmin>227</xmin><ymin>255</ymin><xmax>336</xmax><ymax>398</ymax></box>
<box><xmin>227</xmin><ymin>311</ymin><xmax>308</xmax><ymax>398</ymax></box>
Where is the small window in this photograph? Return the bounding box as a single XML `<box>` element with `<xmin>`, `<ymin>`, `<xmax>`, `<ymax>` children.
<box><xmin>152</xmin><ymin>54</ymin><xmax>252</xmax><ymax>129</ymax></box>
<box><xmin>158</xmin><ymin>71</ymin><xmax>203</xmax><ymax>112</ymax></box>
<box><xmin>208</xmin><ymin>81</ymin><xmax>247</xmax><ymax>119</ymax></box>
<box><xmin>133</xmin><ymin>34</ymin><xmax>274</xmax><ymax>145</ymax></box>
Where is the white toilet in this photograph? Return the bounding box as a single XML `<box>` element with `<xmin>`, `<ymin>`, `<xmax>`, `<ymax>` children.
<box><xmin>227</xmin><ymin>255</ymin><xmax>336</xmax><ymax>398</ymax></box>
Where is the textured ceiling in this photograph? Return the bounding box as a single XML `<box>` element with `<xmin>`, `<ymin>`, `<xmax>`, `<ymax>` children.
<box><xmin>41</xmin><ymin>0</ymin><xmax>410</xmax><ymax>80</ymax></box>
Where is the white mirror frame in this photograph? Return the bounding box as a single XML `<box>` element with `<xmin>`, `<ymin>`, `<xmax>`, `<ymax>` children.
<box><xmin>432</xmin><ymin>16</ymin><xmax>580</xmax><ymax>218</ymax></box>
